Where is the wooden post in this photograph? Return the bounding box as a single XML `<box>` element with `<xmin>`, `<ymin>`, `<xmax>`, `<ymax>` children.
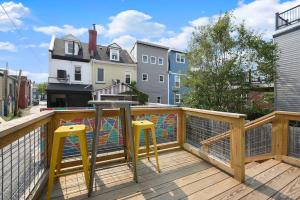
<box><xmin>272</xmin><ymin>114</ymin><xmax>289</xmax><ymax>160</ymax></box>
<box><xmin>177</xmin><ymin>109</ymin><xmax>186</xmax><ymax>148</ymax></box>
<box><xmin>230</xmin><ymin>117</ymin><xmax>245</xmax><ymax>182</ymax></box>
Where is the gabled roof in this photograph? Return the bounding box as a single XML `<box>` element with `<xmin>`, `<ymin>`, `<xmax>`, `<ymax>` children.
<box><xmin>136</xmin><ymin>40</ymin><xmax>169</xmax><ymax>50</ymax></box>
<box><xmin>51</xmin><ymin>37</ymin><xmax>135</xmax><ymax>64</ymax></box>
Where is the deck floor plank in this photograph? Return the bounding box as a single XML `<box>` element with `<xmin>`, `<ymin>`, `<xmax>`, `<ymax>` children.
<box><xmin>242</xmin><ymin>167</ymin><xmax>300</xmax><ymax>200</ymax></box>
<box><xmin>41</xmin><ymin>150</ymin><xmax>300</xmax><ymax>200</ymax></box>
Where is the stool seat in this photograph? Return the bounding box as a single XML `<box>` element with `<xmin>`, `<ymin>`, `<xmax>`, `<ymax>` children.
<box><xmin>46</xmin><ymin>125</ymin><xmax>90</xmax><ymax>200</ymax></box>
<box><xmin>132</xmin><ymin>120</ymin><xmax>160</xmax><ymax>173</ymax></box>
<box><xmin>132</xmin><ymin>120</ymin><xmax>154</xmax><ymax>127</ymax></box>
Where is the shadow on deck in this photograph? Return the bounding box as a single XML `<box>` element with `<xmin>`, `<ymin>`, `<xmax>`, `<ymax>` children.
<box><xmin>42</xmin><ymin>150</ymin><xmax>300</xmax><ymax>200</ymax></box>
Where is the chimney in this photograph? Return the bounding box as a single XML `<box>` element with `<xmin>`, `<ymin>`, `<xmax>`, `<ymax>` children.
<box><xmin>89</xmin><ymin>24</ymin><xmax>97</xmax><ymax>57</ymax></box>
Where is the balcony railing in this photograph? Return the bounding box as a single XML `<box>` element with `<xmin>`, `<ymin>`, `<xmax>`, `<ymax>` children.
<box><xmin>276</xmin><ymin>5</ymin><xmax>300</xmax><ymax>30</ymax></box>
<box><xmin>1</xmin><ymin>107</ymin><xmax>300</xmax><ymax>199</ymax></box>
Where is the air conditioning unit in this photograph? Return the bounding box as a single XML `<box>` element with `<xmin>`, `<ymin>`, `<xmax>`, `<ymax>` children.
<box><xmin>112</xmin><ymin>79</ymin><xmax>120</xmax><ymax>85</ymax></box>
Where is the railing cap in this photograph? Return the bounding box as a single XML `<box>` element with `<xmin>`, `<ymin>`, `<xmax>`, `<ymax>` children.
<box><xmin>182</xmin><ymin>107</ymin><xmax>246</xmax><ymax>119</ymax></box>
<box><xmin>0</xmin><ymin>110</ymin><xmax>54</xmax><ymax>138</ymax></box>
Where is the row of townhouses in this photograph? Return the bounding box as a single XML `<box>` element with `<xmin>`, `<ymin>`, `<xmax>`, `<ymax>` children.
<box><xmin>47</xmin><ymin>25</ymin><xmax>188</xmax><ymax>107</ymax></box>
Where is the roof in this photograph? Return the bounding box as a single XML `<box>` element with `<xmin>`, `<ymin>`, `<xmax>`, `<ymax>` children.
<box><xmin>51</xmin><ymin>37</ymin><xmax>135</xmax><ymax>64</ymax></box>
<box><xmin>169</xmin><ymin>48</ymin><xmax>187</xmax><ymax>54</ymax></box>
<box><xmin>46</xmin><ymin>83</ymin><xmax>92</xmax><ymax>92</ymax></box>
<box><xmin>136</xmin><ymin>40</ymin><xmax>169</xmax><ymax>50</ymax></box>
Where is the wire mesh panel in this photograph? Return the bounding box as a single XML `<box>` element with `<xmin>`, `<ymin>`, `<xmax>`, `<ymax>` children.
<box><xmin>245</xmin><ymin>123</ymin><xmax>272</xmax><ymax>157</ymax></box>
<box><xmin>0</xmin><ymin>125</ymin><xmax>47</xmax><ymax>200</ymax></box>
<box><xmin>185</xmin><ymin>115</ymin><xmax>230</xmax><ymax>163</ymax></box>
<box><xmin>58</xmin><ymin>113</ymin><xmax>178</xmax><ymax>158</ymax></box>
<box><xmin>288</xmin><ymin>121</ymin><xmax>300</xmax><ymax>158</ymax></box>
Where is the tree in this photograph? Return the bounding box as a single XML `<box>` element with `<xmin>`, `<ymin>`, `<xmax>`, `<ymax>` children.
<box><xmin>183</xmin><ymin>13</ymin><xmax>278</xmax><ymax>113</ymax></box>
<box><xmin>37</xmin><ymin>82</ymin><xmax>47</xmax><ymax>96</ymax></box>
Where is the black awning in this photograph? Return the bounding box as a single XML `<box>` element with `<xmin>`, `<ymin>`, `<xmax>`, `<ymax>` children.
<box><xmin>46</xmin><ymin>83</ymin><xmax>92</xmax><ymax>92</ymax></box>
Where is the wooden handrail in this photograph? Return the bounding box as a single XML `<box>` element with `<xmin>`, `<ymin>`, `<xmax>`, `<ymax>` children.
<box><xmin>200</xmin><ymin>112</ymin><xmax>276</xmax><ymax>146</ymax></box>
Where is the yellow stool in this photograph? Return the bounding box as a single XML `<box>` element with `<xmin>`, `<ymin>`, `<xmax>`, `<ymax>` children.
<box><xmin>132</xmin><ymin>120</ymin><xmax>160</xmax><ymax>172</ymax></box>
<box><xmin>46</xmin><ymin>125</ymin><xmax>90</xmax><ymax>200</ymax></box>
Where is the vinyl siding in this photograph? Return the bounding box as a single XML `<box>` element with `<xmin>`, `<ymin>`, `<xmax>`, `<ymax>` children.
<box><xmin>274</xmin><ymin>26</ymin><xmax>300</xmax><ymax>111</ymax></box>
<box><xmin>135</xmin><ymin>43</ymin><xmax>169</xmax><ymax>104</ymax></box>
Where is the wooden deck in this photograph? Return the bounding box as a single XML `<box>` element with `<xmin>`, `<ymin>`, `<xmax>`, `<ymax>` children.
<box><xmin>44</xmin><ymin>150</ymin><xmax>300</xmax><ymax>200</ymax></box>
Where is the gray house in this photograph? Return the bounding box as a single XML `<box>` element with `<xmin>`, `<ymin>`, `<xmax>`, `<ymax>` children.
<box><xmin>130</xmin><ymin>41</ymin><xmax>169</xmax><ymax>104</ymax></box>
<box><xmin>274</xmin><ymin>5</ymin><xmax>300</xmax><ymax>112</ymax></box>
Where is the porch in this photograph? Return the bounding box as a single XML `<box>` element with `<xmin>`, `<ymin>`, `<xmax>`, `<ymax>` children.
<box><xmin>1</xmin><ymin>107</ymin><xmax>300</xmax><ymax>199</ymax></box>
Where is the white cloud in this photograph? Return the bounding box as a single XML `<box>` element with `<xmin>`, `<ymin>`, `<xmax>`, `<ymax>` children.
<box><xmin>106</xmin><ymin>10</ymin><xmax>166</xmax><ymax>38</ymax></box>
<box><xmin>157</xmin><ymin>0</ymin><xmax>300</xmax><ymax>50</ymax></box>
<box><xmin>112</xmin><ymin>35</ymin><xmax>136</xmax><ymax>51</ymax></box>
<box><xmin>0</xmin><ymin>41</ymin><xmax>17</xmax><ymax>52</ymax></box>
<box><xmin>22</xmin><ymin>42</ymin><xmax>49</xmax><ymax>49</ymax></box>
<box><xmin>0</xmin><ymin>1</ymin><xmax>30</xmax><ymax>32</ymax></box>
<box><xmin>0</xmin><ymin>68</ymin><xmax>48</xmax><ymax>83</ymax></box>
<box><xmin>33</xmin><ymin>24</ymin><xmax>88</xmax><ymax>37</ymax></box>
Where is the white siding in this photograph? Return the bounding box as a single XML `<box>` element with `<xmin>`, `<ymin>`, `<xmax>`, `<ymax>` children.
<box><xmin>48</xmin><ymin>58</ymin><xmax>92</xmax><ymax>84</ymax></box>
<box><xmin>274</xmin><ymin>27</ymin><xmax>300</xmax><ymax>112</ymax></box>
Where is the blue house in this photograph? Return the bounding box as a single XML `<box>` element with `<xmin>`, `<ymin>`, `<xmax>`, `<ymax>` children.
<box><xmin>168</xmin><ymin>49</ymin><xmax>188</xmax><ymax>105</ymax></box>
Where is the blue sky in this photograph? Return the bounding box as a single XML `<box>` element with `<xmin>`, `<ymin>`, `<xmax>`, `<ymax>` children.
<box><xmin>0</xmin><ymin>0</ymin><xmax>299</xmax><ymax>82</ymax></box>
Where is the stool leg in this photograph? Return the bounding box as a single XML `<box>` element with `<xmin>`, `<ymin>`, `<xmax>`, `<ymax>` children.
<box><xmin>134</xmin><ymin>127</ymin><xmax>141</xmax><ymax>163</ymax></box>
<box><xmin>79</xmin><ymin>133</ymin><xmax>90</xmax><ymax>189</ymax></box>
<box><xmin>56</xmin><ymin>138</ymin><xmax>65</xmax><ymax>177</ymax></box>
<box><xmin>46</xmin><ymin>135</ymin><xmax>60</xmax><ymax>200</ymax></box>
<box><xmin>144</xmin><ymin>129</ymin><xmax>150</xmax><ymax>160</ymax></box>
<box><xmin>151</xmin><ymin>127</ymin><xmax>160</xmax><ymax>173</ymax></box>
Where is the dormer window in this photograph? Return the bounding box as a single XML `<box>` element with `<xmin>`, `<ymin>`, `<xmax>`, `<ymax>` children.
<box><xmin>67</xmin><ymin>41</ymin><xmax>74</xmax><ymax>54</ymax></box>
<box><xmin>110</xmin><ymin>49</ymin><xmax>120</xmax><ymax>61</ymax></box>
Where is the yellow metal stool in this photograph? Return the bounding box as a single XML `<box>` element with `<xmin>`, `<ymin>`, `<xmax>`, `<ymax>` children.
<box><xmin>132</xmin><ymin>120</ymin><xmax>160</xmax><ymax>172</ymax></box>
<box><xmin>46</xmin><ymin>125</ymin><xmax>90</xmax><ymax>200</ymax></box>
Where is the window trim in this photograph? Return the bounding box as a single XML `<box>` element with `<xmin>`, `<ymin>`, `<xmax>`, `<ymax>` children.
<box><xmin>74</xmin><ymin>66</ymin><xmax>82</xmax><ymax>82</ymax></box>
<box><xmin>142</xmin><ymin>54</ymin><xmax>148</xmax><ymax>63</ymax></box>
<box><xmin>96</xmin><ymin>68</ymin><xmax>105</xmax><ymax>83</ymax></box>
<box><xmin>67</xmin><ymin>41</ymin><xmax>74</xmax><ymax>55</ymax></box>
<box><xmin>176</xmin><ymin>53</ymin><xmax>185</xmax><ymax>64</ymax></box>
<box><xmin>125</xmin><ymin>71</ymin><xmax>131</xmax><ymax>84</ymax></box>
<box><xmin>150</xmin><ymin>56</ymin><xmax>157</xmax><ymax>64</ymax></box>
<box><xmin>174</xmin><ymin>75</ymin><xmax>180</xmax><ymax>88</ymax></box>
<box><xmin>142</xmin><ymin>73</ymin><xmax>148</xmax><ymax>82</ymax></box>
<box><xmin>110</xmin><ymin>49</ymin><xmax>120</xmax><ymax>61</ymax></box>
<box><xmin>158</xmin><ymin>57</ymin><xmax>164</xmax><ymax>65</ymax></box>
<box><xmin>156</xmin><ymin>96</ymin><xmax>162</xmax><ymax>104</ymax></box>
<box><xmin>159</xmin><ymin>75</ymin><xmax>164</xmax><ymax>83</ymax></box>
<box><xmin>175</xmin><ymin>93</ymin><xmax>181</xmax><ymax>104</ymax></box>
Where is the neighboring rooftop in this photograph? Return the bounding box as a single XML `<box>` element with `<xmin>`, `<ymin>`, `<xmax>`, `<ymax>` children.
<box><xmin>46</xmin><ymin>83</ymin><xmax>92</xmax><ymax>92</ymax></box>
<box><xmin>51</xmin><ymin>37</ymin><xmax>135</xmax><ymax>64</ymax></box>
<box><xmin>136</xmin><ymin>40</ymin><xmax>169</xmax><ymax>50</ymax></box>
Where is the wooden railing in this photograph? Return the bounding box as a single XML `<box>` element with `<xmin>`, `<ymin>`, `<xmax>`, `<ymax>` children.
<box><xmin>2</xmin><ymin>107</ymin><xmax>300</xmax><ymax>199</ymax></box>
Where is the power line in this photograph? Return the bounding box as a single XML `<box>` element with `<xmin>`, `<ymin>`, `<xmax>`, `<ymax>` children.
<box><xmin>0</xmin><ymin>3</ymin><xmax>43</xmax><ymax>64</ymax></box>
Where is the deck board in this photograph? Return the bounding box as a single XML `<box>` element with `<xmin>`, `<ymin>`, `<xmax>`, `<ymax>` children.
<box><xmin>42</xmin><ymin>150</ymin><xmax>300</xmax><ymax>200</ymax></box>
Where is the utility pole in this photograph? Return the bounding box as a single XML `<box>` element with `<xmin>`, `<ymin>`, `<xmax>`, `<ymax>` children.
<box><xmin>14</xmin><ymin>69</ymin><xmax>22</xmax><ymax>116</ymax></box>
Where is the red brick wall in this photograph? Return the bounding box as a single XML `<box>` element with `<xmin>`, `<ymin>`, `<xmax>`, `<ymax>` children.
<box><xmin>247</xmin><ymin>91</ymin><xmax>273</xmax><ymax>110</ymax></box>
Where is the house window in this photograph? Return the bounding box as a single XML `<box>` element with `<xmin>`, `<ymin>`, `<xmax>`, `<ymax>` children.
<box><xmin>158</xmin><ymin>57</ymin><xmax>163</xmax><ymax>65</ymax></box>
<box><xmin>97</xmin><ymin>68</ymin><xmax>104</xmax><ymax>82</ymax></box>
<box><xmin>74</xmin><ymin>66</ymin><xmax>81</xmax><ymax>81</ymax></box>
<box><xmin>176</xmin><ymin>53</ymin><xmax>185</xmax><ymax>63</ymax></box>
<box><xmin>175</xmin><ymin>94</ymin><xmax>181</xmax><ymax>104</ymax></box>
<box><xmin>110</xmin><ymin>49</ymin><xmax>119</xmax><ymax>61</ymax></box>
<box><xmin>156</xmin><ymin>96</ymin><xmax>161</xmax><ymax>103</ymax></box>
<box><xmin>125</xmin><ymin>72</ymin><xmax>131</xmax><ymax>84</ymax></box>
<box><xmin>175</xmin><ymin>75</ymin><xmax>180</xmax><ymax>88</ymax></box>
<box><xmin>159</xmin><ymin>75</ymin><xmax>164</xmax><ymax>83</ymax></box>
<box><xmin>142</xmin><ymin>73</ymin><xmax>148</xmax><ymax>81</ymax></box>
<box><xmin>57</xmin><ymin>70</ymin><xmax>67</xmax><ymax>79</ymax></box>
<box><xmin>150</xmin><ymin>56</ymin><xmax>156</xmax><ymax>64</ymax></box>
<box><xmin>67</xmin><ymin>41</ymin><xmax>74</xmax><ymax>54</ymax></box>
<box><xmin>142</xmin><ymin>55</ymin><xmax>148</xmax><ymax>63</ymax></box>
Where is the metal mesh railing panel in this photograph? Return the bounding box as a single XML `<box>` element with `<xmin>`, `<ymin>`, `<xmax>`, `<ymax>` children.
<box><xmin>245</xmin><ymin>123</ymin><xmax>272</xmax><ymax>157</ymax></box>
<box><xmin>185</xmin><ymin>115</ymin><xmax>230</xmax><ymax>163</ymax></box>
<box><xmin>288</xmin><ymin>121</ymin><xmax>300</xmax><ymax>158</ymax></box>
<box><xmin>0</xmin><ymin>126</ymin><xmax>47</xmax><ymax>200</ymax></box>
